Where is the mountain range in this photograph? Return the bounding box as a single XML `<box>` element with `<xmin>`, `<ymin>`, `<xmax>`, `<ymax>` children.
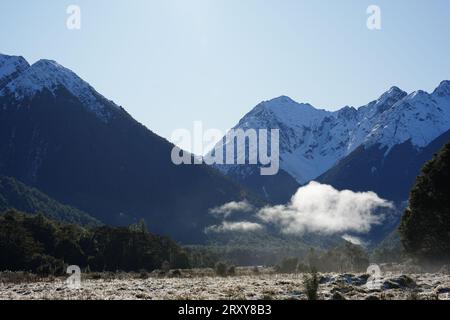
<box><xmin>1</xmin><ymin>52</ymin><xmax>449</xmax><ymax>247</ymax></box>
<box><xmin>212</xmin><ymin>83</ymin><xmax>450</xmax><ymax>204</ymax></box>
<box><xmin>0</xmin><ymin>53</ymin><xmax>259</xmax><ymax>243</ymax></box>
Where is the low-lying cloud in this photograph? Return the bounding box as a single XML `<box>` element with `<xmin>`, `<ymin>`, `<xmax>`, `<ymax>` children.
<box><xmin>206</xmin><ymin>182</ymin><xmax>393</xmax><ymax>236</ymax></box>
<box><xmin>205</xmin><ymin>221</ymin><xmax>264</xmax><ymax>233</ymax></box>
<box><xmin>209</xmin><ymin>200</ymin><xmax>254</xmax><ymax>218</ymax></box>
<box><xmin>342</xmin><ymin>234</ymin><xmax>367</xmax><ymax>246</ymax></box>
<box><xmin>257</xmin><ymin>182</ymin><xmax>393</xmax><ymax>235</ymax></box>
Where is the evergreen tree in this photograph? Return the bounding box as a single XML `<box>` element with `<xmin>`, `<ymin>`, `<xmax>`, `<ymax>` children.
<box><xmin>399</xmin><ymin>142</ymin><xmax>450</xmax><ymax>263</ymax></box>
<box><xmin>0</xmin><ymin>209</ymin><xmax>190</xmax><ymax>273</ymax></box>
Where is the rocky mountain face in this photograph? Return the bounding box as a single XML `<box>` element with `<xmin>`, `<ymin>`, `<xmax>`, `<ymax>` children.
<box><xmin>0</xmin><ymin>53</ymin><xmax>259</xmax><ymax>244</ymax></box>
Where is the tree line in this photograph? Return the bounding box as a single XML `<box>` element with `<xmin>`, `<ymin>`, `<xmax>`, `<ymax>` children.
<box><xmin>0</xmin><ymin>209</ymin><xmax>189</xmax><ymax>275</ymax></box>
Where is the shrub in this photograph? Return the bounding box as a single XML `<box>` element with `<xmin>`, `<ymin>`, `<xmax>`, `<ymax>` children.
<box><xmin>139</xmin><ymin>269</ymin><xmax>149</xmax><ymax>279</ymax></box>
<box><xmin>227</xmin><ymin>265</ymin><xmax>236</xmax><ymax>276</ymax></box>
<box><xmin>0</xmin><ymin>272</ymin><xmax>38</xmax><ymax>284</ymax></box>
<box><xmin>304</xmin><ymin>268</ymin><xmax>319</xmax><ymax>300</ymax></box>
<box><xmin>31</xmin><ymin>254</ymin><xmax>65</xmax><ymax>277</ymax></box>
<box><xmin>169</xmin><ymin>269</ymin><xmax>182</xmax><ymax>277</ymax></box>
<box><xmin>215</xmin><ymin>262</ymin><xmax>228</xmax><ymax>277</ymax></box>
<box><xmin>252</xmin><ymin>266</ymin><xmax>260</xmax><ymax>274</ymax></box>
<box><xmin>161</xmin><ymin>261</ymin><xmax>170</xmax><ymax>274</ymax></box>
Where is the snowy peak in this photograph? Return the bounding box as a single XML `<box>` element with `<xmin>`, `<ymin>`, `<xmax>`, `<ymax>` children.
<box><xmin>358</xmin><ymin>86</ymin><xmax>407</xmax><ymax>119</ymax></box>
<box><xmin>378</xmin><ymin>86</ymin><xmax>407</xmax><ymax>103</ymax></box>
<box><xmin>433</xmin><ymin>80</ymin><xmax>450</xmax><ymax>97</ymax></box>
<box><xmin>255</xmin><ymin>95</ymin><xmax>330</xmax><ymax>128</ymax></box>
<box><xmin>265</xmin><ymin>95</ymin><xmax>296</xmax><ymax>105</ymax></box>
<box><xmin>0</xmin><ymin>53</ymin><xmax>30</xmax><ymax>89</ymax></box>
<box><xmin>367</xmin><ymin>83</ymin><xmax>450</xmax><ymax>149</ymax></box>
<box><xmin>0</xmin><ymin>56</ymin><xmax>119</xmax><ymax>120</ymax></box>
<box><xmin>336</xmin><ymin>106</ymin><xmax>357</xmax><ymax>120</ymax></box>
<box><xmin>4</xmin><ymin>59</ymin><xmax>92</xmax><ymax>99</ymax></box>
<box><xmin>376</xmin><ymin>86</ymin><xmax>407</xmax><ymax>111</ymax></box>
<box><xmin>235</xmin><ymin>95</ymin><xmax>330</xmax><ymax>134</ymax></box>
<box><xmin>214</xmin><ymin>81</ymin><xmax>450</xmax><ymax>185</ymax></box>
<box><xmin>262</xmin><ymin>95</ymin><xmax>324</xmax><ymax>116</ymax></box>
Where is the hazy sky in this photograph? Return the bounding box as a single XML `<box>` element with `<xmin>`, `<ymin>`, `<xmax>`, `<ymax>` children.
<box><xmin>1</xmin><ymin>0</ymin><xmax>450</xmax><ymax>152</ymax></box>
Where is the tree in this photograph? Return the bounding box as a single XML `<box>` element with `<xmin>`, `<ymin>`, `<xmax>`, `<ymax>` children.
<box><xmin>0</xmin><ymin>209</ymin><xmax>185</xmax><ymax>273</ymax></box>
<box><xmin>343</xmin><ymin>242</ymin><xmax>369</xmax><ymax>272</ymax></box>
<box><xmin>399</xmin><ymin>142</ymin><xmax>450</xmax><ymax>263</ymax></box>
<box><xmin>304</xmin><ymin>268</ymin><xmax>319</xmax><ymax>300</ymax></box>
<box><xmin>0</xmin><ymin>210</ymin><xmax>42</xmax><ymax>270</ymax></box>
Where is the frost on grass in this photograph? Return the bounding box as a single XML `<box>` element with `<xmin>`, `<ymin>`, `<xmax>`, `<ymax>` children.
<box><xmin>1</xmin><ymin>268</ymin><xmax>449</xmax><ymax>300</ymax></box>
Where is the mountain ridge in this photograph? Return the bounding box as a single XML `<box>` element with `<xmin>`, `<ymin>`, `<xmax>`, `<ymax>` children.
<box><xmin>211</xmin><ymin>81</ymin><xmax>450</xmax><ymax>203</ymax></box>
<box><xmin>0</xmin><ymin>53</ymin><xmax>262</xmax><ymax>244</ymax></box>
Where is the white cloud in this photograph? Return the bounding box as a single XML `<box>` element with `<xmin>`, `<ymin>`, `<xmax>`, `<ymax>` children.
<box><xmin>205</xmin><ymin>221</ymin><xmax>263</xmax><ymax>233</ymax></box>
<box><xmin>342</xmin><ymin>234</ymin><xmax>366</xmax><ymax>246</ymax></box>
<box><xmin>257</xmin><ymin>182</ymin><xmax>393</xmax><ymax>235</ymax></box>
<box><xmin>209</xmin><ymin>200</ymin><xmax>254</xmax><ymax>218</ymax></box>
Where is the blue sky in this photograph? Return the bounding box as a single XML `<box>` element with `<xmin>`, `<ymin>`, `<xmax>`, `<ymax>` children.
<box><xmin>1</xmin><ymin>0</ymin><xmax>450</xmax><ymax>151</ymax></box>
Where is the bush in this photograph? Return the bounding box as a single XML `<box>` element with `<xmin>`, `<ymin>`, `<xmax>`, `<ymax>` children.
<box><xmin>252</xmin><ymin>266</ymin><xmax>260</xmax><ymax>274</ymax></box>
<box><xmin>169</xmin><ymin>269</ymin><xmax>182</xmax><ymax>277</ymax></box>
<box><xmin>227</xmin><ymin>265</ymin><xmax>236</xmax><ymax>276</ymax></box>
<box><xmin>215</xmin><ymin>262</ymin><xmax>228</xmax><ymax>277</ymax></box>
<box><xmin>139</xmin><ymin>269</ymin><xmax>149</xmax><ymax>279</ymax></box>
<box><xmin>31</xmin><ymin>254</ymin><xmax>65</xmax><ymax>277</ymax></box>
<box><xmin>161</xmin><ymin>261</ymin><xmax>170</xmax><ymax>274</ymax></box>
<box><xmin>0</xmin><ymin>272</ymin><xmax>39</xmax><ymax>284</ymax></box>
<box><xmin>304</xmin><ymin>268</ymin><xmax>319</xmax><ymax>300</ymax></box>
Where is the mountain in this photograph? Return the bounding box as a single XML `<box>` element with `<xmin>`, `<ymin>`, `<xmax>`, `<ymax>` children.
<box><xmin>0</xmin><ymin>53</ymin><xmax>260</xmax><ymax>243</ymax></box>
<box><xmin>212</xmin><ymin>84</ymin><xmax>450</xmax><ymax>203</ymax></box>
<box><xmin>318</xmin><ymin>129</ymin><xmax>450</xmax><ymax>201</ymax></box>
<box><xmin>0</xmin><ymin>54</ymin><xmax>29</xmax><ymax>89</ymax></box>
<box><xmin>0</xmin><ymin>175</ymin><xmax>100</xmax><ymax>226</ymax></box>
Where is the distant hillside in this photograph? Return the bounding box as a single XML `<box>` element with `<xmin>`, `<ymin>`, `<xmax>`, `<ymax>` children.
<box><xmin>0</xmin><ymin>176</ymin><xmax>100</xmax><ymax>226</ymax></box>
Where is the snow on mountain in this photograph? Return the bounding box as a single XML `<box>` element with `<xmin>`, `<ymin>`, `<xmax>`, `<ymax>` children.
<box><xmin>213</xmin><ymin>82</ymin><xmax>450</xmax><ymax>184</ymax></box>
<box><xmin>0</xmin><ymin>55</ymin><xmax>119</xmax><ymax>120</ymax></box>
<box><xmin>366</xmin><ymin>86</ymin><xmax>450</xmax><ymax>152</ymax></box>
<box><xmin>0</xmin><ymin>54</ymin><xmax>30</xmax><ymax>89</ymax></box>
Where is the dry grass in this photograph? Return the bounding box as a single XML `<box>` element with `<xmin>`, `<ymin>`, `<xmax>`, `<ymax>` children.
<box><xmin>0</xmin><ymin>272</ymin><xmax>41</xmax><ymax>284</ymax></box>
<box><xmin>0</xmin><ymin>267</ymin><xmax>449</xmax><ymax>300</ymax></box>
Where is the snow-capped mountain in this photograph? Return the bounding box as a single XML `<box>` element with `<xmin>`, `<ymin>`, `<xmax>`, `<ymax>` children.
<box><xmin>1</xmin><ymin>58</ymin><xmax>118</xmax><ymax>121</ymax></box>
<box><xmin>0</xmin><ymin>54</ymin><xmax>29</xmax><ymax>89</ymax></box>
<box><xmin>0</xmin><ymin>53</ymin><xmax>259</xmax><ymax>243</ymax></box>
<box><xmin>212</xmin><ymin>82</ymin><xmax>450</xmax><ymax>202</ymax></box>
